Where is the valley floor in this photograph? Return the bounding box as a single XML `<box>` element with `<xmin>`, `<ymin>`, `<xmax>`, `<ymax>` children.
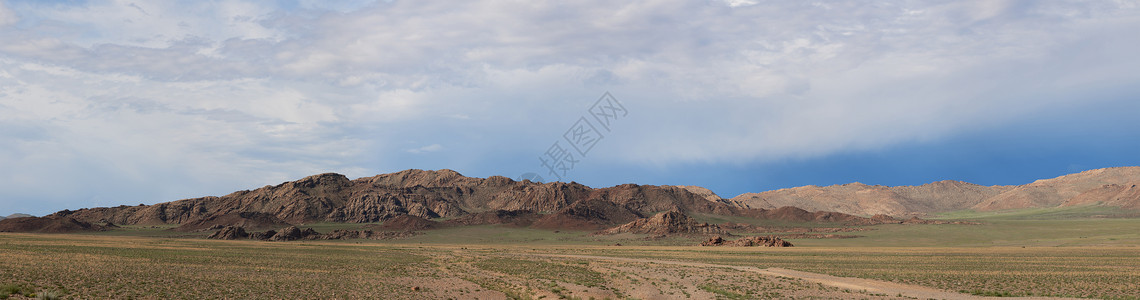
<box><xmin>4</xmin><ymin>207</ymin><xmax>1140</xmax><ymax>299</ymax></box>
<box><xmin>1</xmin><ymin>231</ymin><xmax>1138</xmax><ymax>299</ymax></box>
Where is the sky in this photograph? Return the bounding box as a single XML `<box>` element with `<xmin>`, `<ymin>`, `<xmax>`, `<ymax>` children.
<box><xmin>2</xmin><ymin>0</ymin><xmax>1139</xmax><ymax>217</ymax></box>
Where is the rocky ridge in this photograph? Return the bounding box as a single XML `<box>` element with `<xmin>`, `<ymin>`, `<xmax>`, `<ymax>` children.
<box><xmin>50</xmin><ymin>169</ymin><xmax>881</xmax><ymax>231</ymax></box>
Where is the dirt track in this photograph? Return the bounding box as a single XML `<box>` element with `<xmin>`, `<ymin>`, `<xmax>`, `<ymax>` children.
<box><xmin>534</xmin><ymin>254</ymin><xmax>1078</xmax><ymax>300</ymax></box>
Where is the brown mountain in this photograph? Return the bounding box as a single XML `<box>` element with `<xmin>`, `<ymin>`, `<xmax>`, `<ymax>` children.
<box><xmin>731</xmin><ymin>167</ymin><xmax>1140</xmax><ymax>216</ymax></box>
<box><xmin>971</xmin><ymin>167</ymin><xmax>1140</xmax><ymax>211</ymax></box>
<box><xmin>50</xmin><ymin>169</ymin><xmax>879</xmax><ymax>231</ymax></box>
<box><xmin>1061</xmin><ymin>182</ymin><xmax>1140</xmax><ymax>209</ymax></box>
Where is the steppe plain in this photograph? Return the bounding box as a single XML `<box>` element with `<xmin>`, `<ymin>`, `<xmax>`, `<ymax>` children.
<box><xmin>3</xmin><ymin>206</ymin><xmax>1138</xmax><ymax>300</ymax></box>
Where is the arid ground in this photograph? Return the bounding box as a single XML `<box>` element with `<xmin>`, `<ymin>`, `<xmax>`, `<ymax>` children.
<box><xmin>2</xmin><ymin>206</ymin><xmax>1139</xmax><ymax>300</ymax></box>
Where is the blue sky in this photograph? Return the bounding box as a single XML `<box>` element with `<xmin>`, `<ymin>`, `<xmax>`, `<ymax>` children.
<box><xmin>2</xmin><ymin>0</ymin><xmax>1139</xmax><ymax>216</ymax></box>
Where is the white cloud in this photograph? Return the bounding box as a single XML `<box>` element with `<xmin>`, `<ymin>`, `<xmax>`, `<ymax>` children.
<box><xmin>407</xmin><ymin>144</ymin><xmax>443</xmax><ymax>154</ymax></box>
<box><xmin>0</xmin><ymin>0</ymin><xmax>17</xmax><ymax>27</ymax></box>
<box><xmin>1</xmin><ymin>0</ymin><xmax>1139</xmax><ymax>214</ymax></box>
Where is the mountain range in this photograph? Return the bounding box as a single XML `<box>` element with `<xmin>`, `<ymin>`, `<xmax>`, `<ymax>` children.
<box><xmin>50</xmin><ymin>169</ymin><xmax>881</xmax><ymax>230</ymax></box>
<box><xmin>32</xmin><ymin>167</ymin><xmax>1140</xmax><ymax>232</ymax></box>
<box><xmin>728</xmin><ymin>167</ymin><xmax>1140</xmax><ymax>216</ymax></box>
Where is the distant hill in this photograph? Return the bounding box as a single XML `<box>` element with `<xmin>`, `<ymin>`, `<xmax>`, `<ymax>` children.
<box><xmin>2</xmin><ymin>213</ymin><xmax>34</xmax><ymax>220</ymax></box>
<box><xmin>730</xmin><ymin>167</ymin><xmax>1140</xmax><ymax>216</ymax></box>
<box><xmin>50</xmin><ymin>169</ymin><xmax>882</xmax><ymax>231</ymax></box>
<box><xmin>0</xmin><ymin>215</ymin><xmax>113</xmax><ymax>233</ymax></box>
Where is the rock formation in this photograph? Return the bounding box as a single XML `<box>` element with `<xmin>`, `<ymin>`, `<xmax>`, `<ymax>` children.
<box><xmin>207</xmin><ymin>225</ymin><xmax>249</xmax><ymax>240</ymax></box>
<box><xmin>596</xmin><ymin>210</ymin><xmax>727</xmax><ymax>235</ymax></box>
<box><xmin>206</xmin><ymin>225</ymin><xmax>418</xmax><ymax>241</ymax></box>
<box><xmin>269</xmin><ymin>226</ymin><xmax>321</xmax><ymax>241</ymax></box>
<box><xmin>700</xmin><ymin>235</ymin><xmax>793</xmax><ymax>247</ymax></box>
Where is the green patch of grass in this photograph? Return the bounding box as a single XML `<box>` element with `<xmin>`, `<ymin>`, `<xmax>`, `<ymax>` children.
<box><xmin>1</xmin><ymin>283</ymin><xmax>26</xmax><ymax>299</ymax></box>
<box><xmin>698</xmin><ymin>283</ymin><xmax>750</xmax><ymax>300</ymax></box>
<box><xmin>0</xmin><ymin>234</ymin><xmax>427</xmax><ymax>298</ymax></box>
<box><xmin>689</xmin><ymin>212</ymin><xmax>846</xmax><ymax>228</ymax></box>
<box><xmin>788</xmin><ymin>217</ymin><xmax>1140</xmax><ymax>247</ymax></box>
<box><xmin>578</xmin><ymin>246</ymin><xmax>1140</xmax><ymax>299</ymax></box>
<box><xmin>963</xmin><ymin>289</ymin><xmax>1015</xmax><ymax>297</ymax></box>
<box><xmin>291</xmin><ymin>222</ymin><xmax>381</xmax><ymax>232</ymax></box>
<box><xmin>394</xmin><ymin>225</ymin><xmax>596</xmax><ymax>245</ymax></box>
<box><xmin>934</xmin><ymin>205</ymin><xmax>1137</xmax><ymax>220</ymax></box>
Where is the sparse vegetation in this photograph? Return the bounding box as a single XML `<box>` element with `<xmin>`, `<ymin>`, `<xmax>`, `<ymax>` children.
<box><xmin>3</xmin><ymin>208</ymin><xmax>1139</xmax><ymax>299</ymax></box>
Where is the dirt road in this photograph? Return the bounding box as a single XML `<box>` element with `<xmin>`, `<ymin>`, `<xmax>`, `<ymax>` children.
<box><xmin>534</xmin><ymin>254</ymin><xmax>1077</xmax><ymax>300</ymax></box>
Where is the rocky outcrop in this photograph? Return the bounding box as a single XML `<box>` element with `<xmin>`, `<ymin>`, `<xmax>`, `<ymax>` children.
<box><xmin>700</xmin><ymin>235</ymin><xmax>793</xmax><ymax>247</ymax></box>
<box><xmin>596</xmin><ymin>210</ymin><xmax>727</xmax><ymax>235</ymax></box>
<box><xmin>269</xmin><ymin>226</ymin><xmax>321</xmax><ymax>241</ymax></box>
<box><xmin>532</xmin><ymin>199</ymin><xmax>646</xmax><ymax>230</ymax></box>
<box><xmin>207</xmin><ymin>226</ymin><xmax>249</xmax><ymax>240</ymax></box>
<box><xmin>249</xmin><ymin>230</ymin><xmax>276</xmax><ymax>240</ymax></box>
<box><xmin>317</xmin><ymin>230</ymin><xmax>418</xmax><ymax>240</ymax></box>
<box><xmin>207</xmin><ymin>225</ymin><xmax>418</xmax><ymax>241</ymax></box>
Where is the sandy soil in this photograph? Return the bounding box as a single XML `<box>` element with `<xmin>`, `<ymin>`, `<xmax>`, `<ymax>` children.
<box><xmin>531</xmin><ymin>254</ymin><xmax>1081</xmax><ymax>300</ymax></box>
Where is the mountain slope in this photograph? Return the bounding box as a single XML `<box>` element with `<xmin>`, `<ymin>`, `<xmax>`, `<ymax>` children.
<box><xmin>51</xmin><ymin>169</ymin><xmax>874</xmax><ymax>229</ymax></box>
<box><xmin>971</xmin><ymin>167</ymin><xmax>1140</xmax><ymax>211</ymax></box>
<box><xmin>731</xmin><ymin>167</ymin><xmax>1140</xmax><ymax>216</ymax></box>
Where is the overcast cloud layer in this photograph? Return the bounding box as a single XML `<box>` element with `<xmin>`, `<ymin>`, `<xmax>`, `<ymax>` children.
<box><xmin>2</xmin><ymin>0</ymin><xmax>1139</xmax><ymax>215</ymax></box>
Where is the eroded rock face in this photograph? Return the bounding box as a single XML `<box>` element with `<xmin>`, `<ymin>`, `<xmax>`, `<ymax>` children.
<box><xmin>700</xmin><ymin>235</ymin><xmax>793</xmax><ymax>247</ymax></box>
<box><xmin>207</xmin><ymin>226</ymin><xmax>249</xmax><ymax>240</ymax></box>
<box><xmin>269</xmin><ymin>226</ymin><xmax>320</xmax><ymax>241</ymax></box>
<box><xmin>596</xmin><ymin>210</ymin><xmax>727</xmax><ymax>236</ymax></box>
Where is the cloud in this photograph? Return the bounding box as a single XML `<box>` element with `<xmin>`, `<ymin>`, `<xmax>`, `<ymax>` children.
<box><xmin>0</xmin><ymin>1</ymin><xmax>16</xmax><ymax>27</ymax></box>
<box><xmin>0</xmin><ymin>0</ymin><xmax>1139</xmax><ymax>214</ymax></box>
<box><xmin>407</xmin><ymin>144</ymin><xmax>443</xmax><ymax>154</ymax></box>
